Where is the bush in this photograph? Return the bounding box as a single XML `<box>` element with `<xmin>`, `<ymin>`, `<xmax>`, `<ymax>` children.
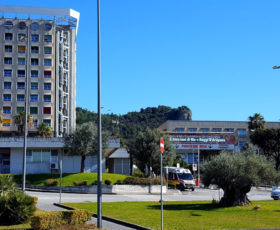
<box><xmin>44</xmin><ymin>179</ymin><xmax>58</xmax><ymax>187</ymax></box>
<box><xmin>114</xmin><ymin>179</ymin><xmax>123</xmax><ymax>185</ymax></box>
<box><xmin>0</xmin><ymin>191</ymin><xmax>36</xmax><ymax>225</ymax></box>
<box><xmin>91</xmin><ymin>180</ymin><xmax>98</xmax><ymax>185</ymax></box>
<box><xmin>104</xmin><ymin>179</ymin><xmax>112</xmax><ymax>185</ymax></box>
<box><xmin>0</xmin><ymin>175</ymin><xmax>18</xmax><ymax>194</ymax></box>
<box><xmin>31</xmin><ymin>210</ymin><xmax>92</xmax><ymax>230</ymax></box>
<box><xmin>73</xmin><ymin>180</ymin><xmax>87</xmax><ymax>186</ymax></box>
<box><xmin>123</xmin><ymin>177</ymin><xmax>165</xmax><ymax>185</ymax></box>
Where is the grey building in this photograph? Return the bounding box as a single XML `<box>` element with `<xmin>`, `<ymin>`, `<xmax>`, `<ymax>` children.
<box><xmin>158</xmin><ymin>120</ymin><xmax>280</xmax><ymax>164</ymax></box>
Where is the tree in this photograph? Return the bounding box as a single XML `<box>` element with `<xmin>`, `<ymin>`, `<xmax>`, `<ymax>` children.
<box><xmin>64</xmin><ymin>122</ymin><xmax>108</xmax><ymax>172</ymax></box>
<box><xmin>248</xmin><ymin>113</ymin><xmax>266</xmax><ymax>132</ymax></box>
<box><xmin>37</xmin><ymin>123</ymin><xmax>53</xmax><ymax>137</ymax></box>
<box><xmin>14</xmin><ymin>111</ymin><xmax>33</xmax><ymax>134</ymax></box>
<box><xmin>202</xmin><ymin>150</ymin><xmax>277</xmax><ymax>207</ymax></box>
<box><xmin>250</xmin><ymin>128</ymin><xmax>280</xmax><ymax>170</ymax></box>
<box><xmin>128</xmin><ymin>128</ymin><xmax>176</xmax><ymax>175</ymax></box>
<box><xmin>0</xmin><ymin>110</ymin><xmax>2</xmax><ymax>125</ymax></box>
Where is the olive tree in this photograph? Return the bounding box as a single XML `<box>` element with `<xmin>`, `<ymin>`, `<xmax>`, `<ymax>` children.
<box><xmin>202</xmin><ymin>150</ymin><xmax>277</xmax><ymax>207</ymax></box>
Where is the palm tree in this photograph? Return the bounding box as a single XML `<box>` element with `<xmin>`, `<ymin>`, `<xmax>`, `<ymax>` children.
<box><xmin>248</xmin><ymin>113</ymin><xmax>266</xmax><ymax>132</ymax></box>
<box><xmin>14</xmin><ymin>111</ymin><xmax>33</xmax><ymax>134</ymax></box>
<box><xmin>37</xmin><ymin>123</ymin><xmax>52</xmax><ymax>137</ymax></box>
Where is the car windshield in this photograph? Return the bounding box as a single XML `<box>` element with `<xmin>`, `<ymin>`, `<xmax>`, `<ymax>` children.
<box><xmin>178</xmin><ymin>173</ymin><xmax>193</xmax><ymax>180</ymax></box>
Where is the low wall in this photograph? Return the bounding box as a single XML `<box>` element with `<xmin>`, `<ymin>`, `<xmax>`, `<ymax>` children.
<box><xmin>27</xmin><ymin>184</ymin><xmax>167</xmax><ymax>194</ymax></box>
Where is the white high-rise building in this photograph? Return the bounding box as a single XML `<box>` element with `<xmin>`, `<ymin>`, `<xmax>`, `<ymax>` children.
<box><xmin>0</xmin><ymin>5</ymin><xmax>80</xmax><ymax>137</ymax></box>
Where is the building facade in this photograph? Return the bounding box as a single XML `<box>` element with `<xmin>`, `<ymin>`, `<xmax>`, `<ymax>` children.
<box><xmin>0</xmin><ymin>5</ymin><xmax>80</xmax><ymax>174</ymax></box>
<box><xmin>158</xmin><ymin>120</ymin><xmax>280</xmax><ymax>165</ymax></box>
<box><xmin>0</xmin><ymin>5</ymin><xmax>79</xmax><ymax>137</ymax></box>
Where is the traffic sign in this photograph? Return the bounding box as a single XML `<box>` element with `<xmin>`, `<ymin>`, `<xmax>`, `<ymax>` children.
<box><xmin>160</xmin><ymin>138</ymin><xmax>164</xmax><ymax>153</ymax></box>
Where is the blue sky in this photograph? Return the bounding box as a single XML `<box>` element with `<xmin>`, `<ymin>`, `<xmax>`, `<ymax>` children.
<box><xmin>2</xmin><ymin>0</ymin><xmax>280</xmax><ymax>121</ymax></box>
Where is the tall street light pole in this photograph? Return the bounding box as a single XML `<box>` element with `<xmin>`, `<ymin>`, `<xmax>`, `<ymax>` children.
<box><xmin>97</xmin><ymin>0</ymin><xmax>102</xmax><ymax>228</ymax></box>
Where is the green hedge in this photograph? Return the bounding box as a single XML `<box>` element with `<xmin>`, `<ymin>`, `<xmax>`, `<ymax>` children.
<box><xmin>31</xmin><ymin>209</ymin><xmax>92</xmax><ymax>230</ymax></box>
<box><xmin>73</xmin><ymin>180</ymin><xmax>88</xmax><ymax>186</ymax></box>
<box><xmin>44</xmin><ymin>179</ymin><xmax>58</xmax><ymax>187</ymax></box>
<box><xmin>123</xmin><ymin>177</ymin><xmax>166</xmax><ymax>185</ymax></box>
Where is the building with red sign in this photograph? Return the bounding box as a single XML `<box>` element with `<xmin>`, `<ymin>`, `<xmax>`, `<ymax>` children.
<box><xmin>158</xmin><ymin>120</ymin><xmax>280</xmax><ymax>164</ymax></box>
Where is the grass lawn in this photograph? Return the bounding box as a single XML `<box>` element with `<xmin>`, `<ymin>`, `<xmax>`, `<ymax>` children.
<box><xmin>2</xmin><ymin>173</ymin><xmax>128</xmax><ymax>186</ymax></box>
<box><xmin>65</xmin><ymin>200</ymin><xmax>280</xmax><ymax>230</ymax></box>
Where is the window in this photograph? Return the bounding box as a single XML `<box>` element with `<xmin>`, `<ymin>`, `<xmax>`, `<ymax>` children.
<box><xmin>3</xmin><ymin>94</ymin><xmax>11</xmax><ymax>101</ymax></box>
<box><xmin>4</xmin><ymin>21</ymin><xmax>13</xmax><ymax>29</ymax></box>
<box><xmin>30</xmin><ymin>107</ymin><xmax>38</xmax><ymax>114</ymax></box>
<box><xmin>237</xmin><ymin>129</ymin><xmax>246</xmax><ymax>137</ymax></box>
<box><xmin>4</xmin><ymin>69</ymin><xmax>12</xmax><ymax>77</ymax></box>
<box><xmin>224</xmin><ymin>128</ymin><xmax>234</xmax><ymax>133</ymax></box>
<box><xmin>28</xmin><ymin>150</ymin><xmax>51</xmax><ymax>163</ymax></box>
<box><xmin>17</xmin><ymin>58</ymin><xmax>25</xmax><ymax>65</ymax></box>
<box><xmin>43</xmin><ymin>107</ymin><xmax>51</xmax><ymax>114</ymax></box>
<box><xmin>44</xmin><ymin>83</ymin><xmax>51</xmax><ymax>90</ymax></box>
<box><xmin>3</xmin><ymin>106</ymin><xmax>11</xmax><ymax>114</ymax></box>
<box><xmin>4</xmin><ymin>82</ymin><xmax>11</xmax><ymax>89</ymax></box>
<box><xmin>18</xmin><ymin>33</ymin><xmax>26</xmax><ymax>41</ymax></box>
<box><xmin>2</xmin><ymin>119</ymin><xmax>11</xmax><ymax>127</ymax></box>
<box><xmin>44</xmin><ymin>35</ymin><xmax>52</xmax><ymax>42</ymax></box>
<box><xmin>44</xmin><ymin>47</ymin><xmax>52</xmax><ymax>54</ymax></box>
<box><xmin>31</xmin><ymin>70</ymin><xmax>38</xmax><ymax>78</ymax></box>
<box><xmin>33</xmin><ymin>151</ymin><xmax>42</xmax><ymax>162</ymax></box>
<box><xmin>34</xmin><ymin>119</ymin><xmax>38</xmax><ymax>127</ymax></box>
<box><xmin>239</xmin><ymin>141</ymin><xmax>247</xmax><ymax>149</ymax></box>
<box><xmin>45</xmin><ymin>23</ymin><xmax>52</xmax><ymax>31</ymax></box>
<box><xmin>18</xmin><ymin>22</ymin><xmax>26</xmax><ymax>30</ymax></box>
<box><xmin>43</xmin><ymin>119</ymin><xmax>51</xmax><ymax>127</ymax></box>
<box><xmin>31</xmin><ymin>46</ymin><xmax>39</xmax><ymax>54</ymax></box>
<box><xmin>44</xmin><ymin>71</ymin><xmax>51</xmax><ymax>78</ymax></box>
<box><xmin>17</xmin><ymin>82</ymin><xmax>25</xmax><ymax>89</ymax></box>
<box><xmin>17</xmin><ymin>107</ymin><xmax>24</xmax><ymax>114</ymax></box>
<box><xmin>188</xmin><ymin>128</ymin><xmax>197</xmax><ymax>132</ymax></box>
<box><xmin>175</xmin><ymin>128</ymin><xmax>185</xmax><ymax>132</ymax></box>
<box><xmin>44</xmin><ymin>95</ymin><xmax>51</xmax><ymax>102</ymax></box>
<box><xmin>5</xmin><ymin>45</ymin><xmax>12</xmax><ymax>52</ymax></box>
<box><xmin>30</xmin><ymin>94</ymin><xmax>38</xmax><ymax>102</ymax></box>
<box><xmin>18</xmin><ymin>46</ymin><xmax>26</xmax><ymax>53</ymax></box>
<box><xmin>212</xmin><ymin>128</ymin><xmax>222</xmax><ymax>132</ymax></box>
<box><xmin>18</xmin><ymin>70</ymin><xmax>25</xmax><ymax>77</ymax></box>
<box><xmin>5</xmin><ymin>33</ymin><xmax>13</xmax><ymax>40</ymax></box>
<box><xmin>31</xmin><ymin>82</ymin><xmax>38</xmax><ymax>90</ymax></box>
<box><xmin>4</xmin><ymin>58</ymin><xmax>12</xmax><ymax>65</ymax></box>
<box><xmin>44</xmin><ymin>59</ymin><xmax>52</xmax><ymax>66</ymax></box>
<box><xmin>31</xmin><ymin>59</ymin><xmax>39</xmax><ymax>66</ymax></box>
<box><xmin>201</xmin><ymin>128</ymin><xmax>209</xmax><ymax>132</ymax></box>
<box><xmin>31</xmin><ymin>22</ymin><xmax>39</xmax><ymax>31</ymax></box>
<box><xmin>31</xmin><ymin>34</ymin><xmax>39</xmax><ymax>42</ymax></box>
<box><xmin>17</xmin><ymin>94</ymin><xmax>25</xmax><ymax>101</ymax></box>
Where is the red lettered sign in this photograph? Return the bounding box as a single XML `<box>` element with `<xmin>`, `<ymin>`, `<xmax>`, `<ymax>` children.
<box><xmin>160</xmin><ymin>138</ymin><xmax>164</xmax><ymax>153</ymax></box>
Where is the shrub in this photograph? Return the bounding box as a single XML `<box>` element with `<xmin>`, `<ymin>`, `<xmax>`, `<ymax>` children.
<box><xmin>114</xmin><ymin>179</ymin><xmax>123</xmax><ymax>185</ymax></box>
<box><xmin>0</xmin><ymin>175</ymin><xmax>18</xmax><ymax>194</ymax></box>
<box><xmin>44</xmin><ymin>179</ymin><xmax>58</xmax><ymax>187</ymax></box>
<box><xmin>0</xmin><ymin>191</ymin><xmax>36</xmax><ymax>225</ymax></box>
<box><xmin>31</xmin><ymin>210</ymin><xmax>92</xmax><ymax>230</ymax></box>
<box><xmin>73</xmin><ymin>180</ymin><xmax>87</xmax><ymax>186</ymax></box>
<box><xmin>123</xmin><ymin>177</ymin><xmax>165</xmax><ymax>185</ymax></box>
<box><xmin>91</xmin><ymin>180</ymin><xmax>98</xmax><ymax>185</ymax></box>
<box><xmin>104</xmin><ymin>179</ymin><xmax>112</xmax><ymax>185</ymax></box>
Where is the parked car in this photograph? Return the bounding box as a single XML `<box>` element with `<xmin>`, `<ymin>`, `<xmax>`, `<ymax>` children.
<box><xmin>271</xmin><ymin>187</ymin><xmax>280</xmax><ymax>200</ymax></box>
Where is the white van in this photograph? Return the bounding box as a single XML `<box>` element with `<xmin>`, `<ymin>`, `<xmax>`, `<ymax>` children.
<box><xmin>165</xmin><ymin>167</ymin><xmax>195</xmax><ymax>191</ymax></box>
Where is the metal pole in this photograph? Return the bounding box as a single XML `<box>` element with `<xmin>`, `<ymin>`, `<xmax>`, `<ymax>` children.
<box><xmin>97</xmin><ymin>0</ymin><xmax>102</xmax><ymax>228</ymax></box>
<box><xmin>198</xmin><ymin>145</ymin><xmax>200</xmax><ymax>187</ymax></box>
<box><xmin>160</xmin><ymin>152</ymin><xmax>163</xmax><ymax>230</ymax></box>
<box><xmin>59</xmin><ymin>151</ymin><xmax>63</xmax><ymax>203</ymax></box>
<box><xmin>22</xmin><ymin>26</ymin><xmax>30</xmax><ymax>191</ymax></box>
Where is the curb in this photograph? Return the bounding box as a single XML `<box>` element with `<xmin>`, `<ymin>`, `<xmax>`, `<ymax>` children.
<box><xmin>53</xmin><ymin>203</ymin><xmax>152</xmax><ymax>230</ymax></box>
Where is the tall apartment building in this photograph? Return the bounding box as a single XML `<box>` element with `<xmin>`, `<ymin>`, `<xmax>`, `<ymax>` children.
<box><xmin>0</xmin><ymin>5</ymin><xmax>79</xmax><ymax>137</ymax></box>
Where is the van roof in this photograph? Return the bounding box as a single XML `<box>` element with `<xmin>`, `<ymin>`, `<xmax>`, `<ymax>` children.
<box><xmin>166</xmin><ymin>167</ymin><xmax>191</xmax><ymax>174</ymax></box>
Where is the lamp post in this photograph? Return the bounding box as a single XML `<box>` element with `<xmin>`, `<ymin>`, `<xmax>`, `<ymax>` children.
<box><xmin>97</xmin><ymin>0</ymin><xmax>102</xmax><ymax>228</ymax></box>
